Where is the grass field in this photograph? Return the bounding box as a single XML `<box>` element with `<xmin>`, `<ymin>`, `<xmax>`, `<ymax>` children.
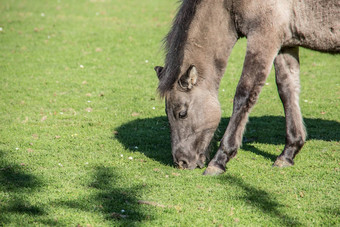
<box><xmin>0</xmin><ymin>0</ymin><xmax>339</xmax><ymax>226</ymax></box>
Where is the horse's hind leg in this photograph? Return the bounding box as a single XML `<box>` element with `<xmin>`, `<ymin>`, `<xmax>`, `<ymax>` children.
<box><xmin>273</xmin><ymin>47</ymin><xmax>306</xmax><ymax>167</ymax></box>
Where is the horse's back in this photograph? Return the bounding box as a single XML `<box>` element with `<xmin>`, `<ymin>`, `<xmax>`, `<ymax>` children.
<box><xmin>235</xmin><ymin>0</ymin><xmax>340</xmax><ymax>53</ymax></box>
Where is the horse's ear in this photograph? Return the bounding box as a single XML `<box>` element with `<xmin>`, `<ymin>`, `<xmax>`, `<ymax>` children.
<box><xmin>154</xmin><ymin>66</ymin><xmax>164</xmax><ymax>80</ymax></box>
<box><xmin>179</xmin><ymin>65</ymin><xmax>198</xmax><ymax>90</ymax></box>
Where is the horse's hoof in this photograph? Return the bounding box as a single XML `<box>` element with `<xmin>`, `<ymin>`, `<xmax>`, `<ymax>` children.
<box><xmin>203</xmin><ymin>166</ymin><xmax>225</xmax><ymax>176</ymax></box>
<box><xmin>273</xmin><ymin>158</ymin><xmax>293</xmax><ymax>168</ymax></box>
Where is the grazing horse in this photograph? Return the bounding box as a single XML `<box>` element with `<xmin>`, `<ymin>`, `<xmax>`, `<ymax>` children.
<box><xmin>154</xmin><ymin>0</ymin><xmax>339</xmax><ymax>175</ymax></box>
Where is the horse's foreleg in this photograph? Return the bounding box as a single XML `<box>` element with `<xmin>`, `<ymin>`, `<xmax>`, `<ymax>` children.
<box><xmin>273</xmin><ymin>47</ymin><xmax>306</xmax><ymax>167</ymax></box>
<box><xmin>204</xmin><ymin>37</ymin><xmax>280</xmax><ymax>176</ymax></box>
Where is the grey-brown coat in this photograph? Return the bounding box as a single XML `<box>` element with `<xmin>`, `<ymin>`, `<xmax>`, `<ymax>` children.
<box><xmin>155</xmin><ymin>0</ymin><xmax>339</xmax><ymax>175</ymax></box>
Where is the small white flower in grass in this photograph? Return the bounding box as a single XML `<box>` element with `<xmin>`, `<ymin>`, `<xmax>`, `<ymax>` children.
<box><xmin>120</xmin><ymin>154</ymin><xmax>124</xmax><ymax>157</ymax></box>
<box><xmin>265</xmin><ymin>83</ymin><xmax>270</xmax><ymax>85</ymax></box>
<box><xmin>16</xmin><ymin>148</ymin><xmax>19</xmax><ymax>150</ymax></box>
<box><xmin>152</xmin><ymin>107</ymin><xmax>155</xmax><ymax>110</ymax></box>
<box><xmin>304</xmin><ymin>100</ymin><xmax>308</xmax><ymax>103</ymax></box>
<box><xmin>145</xmin><ymin>60</ymin><xmax>149</xmax><ymax>63</ymax></box>
<box><xmin>121</xmin><ymin>210</ymin><xmax>125</xmax><ymax>213</ymax></box>
<box><xmin>134</xmin><ymin>146</ymin><xmax>138</xmax><ymax>149</ymax></box>
<box><xmin>60</xmin><ymin>112</ymin><xmax>63</xmax><ymax>115</ymax></box>
<box><xmin>41</xmin><ymin>13</ymin><xmax>45</xmax><ymax>17</ymax></box>
<box><xmin>0</xmin><ymin>27</ymin><xmax>3</xmax><ymax>32</ymax></box>
<box><xmin>58</xmin><ymin>163</ymin><xmax>63</xmax><ymax>167</ymax></box>
<box><xmin>129</xmin><ymin>157</ymin><xmax>133</xmax><ymax>160</ymax></box>
<box><xmin>222</xmin><ymin>89</ymin><xmax>225</xmax><ymax>92</ymax></box>
<box><xmin>80</xmin><ymin>65</ymin><xmax>84</xmax><ymax>68</ymax></box>
<box><xmin>87</xmin><ymin>100</ymin><xmax>91</xmax><ymax>103</ymax></box>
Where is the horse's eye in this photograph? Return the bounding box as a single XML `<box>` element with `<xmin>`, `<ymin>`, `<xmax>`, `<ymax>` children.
<box><xmin>178</xmin><ymin>111</ymin><xmax>187</xmax><ymax>119</ymax></box>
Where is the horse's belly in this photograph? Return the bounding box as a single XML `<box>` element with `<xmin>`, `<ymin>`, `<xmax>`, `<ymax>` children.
<box><xmin>290</xmin><ymin>0</ymin><xmax>340</xmax><ymax>53</ymax></box>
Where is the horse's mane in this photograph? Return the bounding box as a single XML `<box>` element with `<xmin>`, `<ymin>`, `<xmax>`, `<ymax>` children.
<box><xmin>158</xmin><ymin>0</ymin><xmax>202</xmax><ymax>97</ymax></box>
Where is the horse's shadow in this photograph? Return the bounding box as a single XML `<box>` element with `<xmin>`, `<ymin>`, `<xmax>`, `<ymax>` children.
<box><xmin>115</xmin><ymin>116</ymin><xmax>340</xmax><ymax>166</ymax></box>
<box><xmin>115</xmin><ymin>117</ymin><xmax>173</xmax><ymax>166</ymax></box>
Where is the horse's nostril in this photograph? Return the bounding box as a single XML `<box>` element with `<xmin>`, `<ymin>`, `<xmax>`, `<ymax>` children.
<box><xmin>178</xmin><ymin>160</ymin><xmax>188</xmax><ymax>169</ymax></box>
<box><xmin>197</xmin><ymin>154</ymin><xmax>206</xmax><ymax>168</ymax></box>
<box><xmin>197</xmin><ymin>160</ymin><xmax>205</xmax><ymax>169</ymax></box>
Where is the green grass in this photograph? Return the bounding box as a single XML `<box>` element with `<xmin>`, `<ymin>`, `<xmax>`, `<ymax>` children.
<box><xmin>0</xmin><ymin>0</ymin><xmax>339</xmax><ymax>226</ymax></box>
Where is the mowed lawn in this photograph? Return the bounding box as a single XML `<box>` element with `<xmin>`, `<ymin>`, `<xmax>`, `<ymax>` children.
<box><xmin>0</xmin><ymin>0</ymin><xmax>339</xmax><ymax>226</ymax></box>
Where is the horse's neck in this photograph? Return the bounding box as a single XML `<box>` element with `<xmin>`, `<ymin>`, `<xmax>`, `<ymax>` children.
<box><xmin>182</xmin><ymin>0</ymin><xmax>238</xmax><ymax>91</ymax></box>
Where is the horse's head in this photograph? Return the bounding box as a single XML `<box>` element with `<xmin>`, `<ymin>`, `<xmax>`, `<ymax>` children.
<box><xmin>155</xmin><ymin>65</ymin><xmax>221</xmax><ymax>169</ymax></box>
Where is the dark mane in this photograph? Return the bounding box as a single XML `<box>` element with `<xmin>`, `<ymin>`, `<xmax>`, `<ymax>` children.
<box><xmin>158</xmin><ymin>0</ymin><xmax>203</xmax><ymax>97</ymax></box>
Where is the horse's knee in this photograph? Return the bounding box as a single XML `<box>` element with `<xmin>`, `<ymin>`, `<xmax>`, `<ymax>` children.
<box><xmin>234</xmin><ymin>85</ymin><xmax>262</xmax><ymax>112</ymax></box>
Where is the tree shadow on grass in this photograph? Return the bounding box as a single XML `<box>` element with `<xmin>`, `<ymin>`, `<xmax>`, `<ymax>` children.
<box><xmin>220</xmin><ymin>175</ymin><xmax>302</xmax><ymax>226</ymax></box>
<box><xmin>57</xmin><ymin>166</ymin><xmax>151</xmax><ymax>226</ymax></box>
<box><xmin>115</xmin><ymin>116</ymin><xmax>340</xmax><ymax>165</ymax></box>
<box><xmin>0</xmin><ymin>150</ymin><xmax>45</xmax><ymax>224</ymax></box>
<box><xmin>321</xmin><ymin>206</ymin><xmax>340</xmax><ymax>225</ymax></box>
